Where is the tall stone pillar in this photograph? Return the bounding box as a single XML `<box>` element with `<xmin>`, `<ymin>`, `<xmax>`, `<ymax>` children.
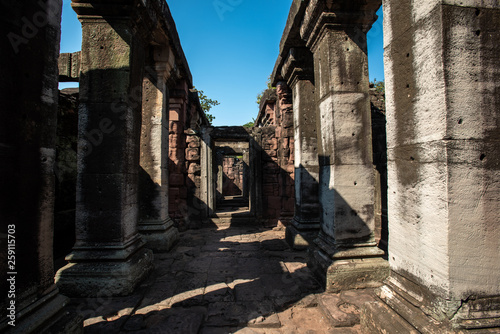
<box><xmin>138</xmin><ymin>46</ymin><xmax>179</xmax><ymax>252</ymax></box>
<box><xmin>0</xmin><ymin>1</ymin><xmax>82</xmax><ymax>332</ymax></box>
<box><xmin>361</xmin><ymin>2</ymin><xmax>500</xmax><ymax>332</ymax></box>
<box><xmin>275</xmin><ymin>82</ymin><xmax>295</xmax><ymax>225</ymax></box>
<box><xmin>282</xmin><ymin>48</ymin><xmax>321</xmax><ymax>250</ymax></box>
<box><xmin>200</xmin><ymin>126</ymin><xmax>214</xmax><ymax>219</ymax></box>
<box><xmin>168</xmin><ymin>80</ymin><xmax>188</xmax><ymax>226</ymax></box>
<box><xmin>55</xmin><ymin>1</ymin><xmax>153</xmax><ymax>297</ymax></box>
<box><xmin>304</xmin><ymin>2</ymin><xmax>389</xmax><ymax>292</ymax></box>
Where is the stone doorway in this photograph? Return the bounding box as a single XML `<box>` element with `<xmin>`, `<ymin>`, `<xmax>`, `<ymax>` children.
<box><xmin>201</xmin><ymin>126</ymin><xmax>258</xmax><ymax>227</ymax></box>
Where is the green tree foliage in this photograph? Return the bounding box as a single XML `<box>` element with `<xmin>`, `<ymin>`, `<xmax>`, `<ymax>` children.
<box><xmin>243</xmin><ymin>118</ymin><xmax>256</xmax><ymax>128</ymax></box>
<box><xmin>370</xmin><ymin>79</ymin><xmax>385</xmax><ymax>94</ymax></box>
<box><xmin>195</xmin><ymin>87</ymin><xmax>219</xmax><ymax>125</ymax></box>
<box><xmin>256</xmin><ymin>75</ymin><xmax>275</xmax><ymax>105</ymax></box>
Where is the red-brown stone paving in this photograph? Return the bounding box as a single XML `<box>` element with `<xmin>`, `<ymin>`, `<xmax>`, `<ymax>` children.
<box><xmin>66</xmin><ymin>225</ymin><xmax>378</xmax><ymax>333</ymax></box>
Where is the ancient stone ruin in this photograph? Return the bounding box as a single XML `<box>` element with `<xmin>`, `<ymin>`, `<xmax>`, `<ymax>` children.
<box><xmin>1</xmin><ymin>0</ymin><xmax>499</xmax><ymax>333</ymax></box>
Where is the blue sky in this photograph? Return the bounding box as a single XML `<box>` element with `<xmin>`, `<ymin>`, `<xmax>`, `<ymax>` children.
<box><xmin>60</xmin><ymin>0</ymin><xmax>384</xmax><ymax>126</ymax></box>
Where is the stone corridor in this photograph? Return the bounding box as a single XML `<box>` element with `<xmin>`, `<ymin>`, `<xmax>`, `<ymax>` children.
<box><xmin>66</xmin><ymin>225</ymin><xmax>379</xmax><ymax>334</ymax></box>
<box><xmin>2</xmin><ymin>0</ymin><xmax>499</xmax><ymax>332</ymax></box>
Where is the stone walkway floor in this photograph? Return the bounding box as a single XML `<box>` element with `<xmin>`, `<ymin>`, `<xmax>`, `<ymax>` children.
<box><xmin>67</xmin><ymin>225</ymin><xmax>376</xmax><ymax>333</ymax></box>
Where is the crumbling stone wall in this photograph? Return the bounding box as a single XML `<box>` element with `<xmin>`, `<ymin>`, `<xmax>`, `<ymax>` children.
<box><xmin>168</xmin><ymin>83</ymin><xmax>208</xmax><ymax>230</ymax></box>
<box><xmin>259</xmin><ymin>126</ymin><xmax>281</xmax><ymax>226</ymax></box>
<box><xmin>222</xmin><ymin>156</ymin><xmax>244</xmax><ymax>196</ymax></box>
<box><xmin>184</xmin><ymin>95</ymin><xmax>207</xmax><ymax>227</ymax></box>
<box><xmin>255</xmin><ymin>87</ymin><xmax>295</xmax><ymax>227</ymax></box>
<box><xmin>168</xmin><ymin>82</ymin><xmax>189</xmax><ymax>226</ymax></box>
<box><xmin>275</xmin><ymin>82</ymin><xmax>295</xmax><ymax>224</ymax></box>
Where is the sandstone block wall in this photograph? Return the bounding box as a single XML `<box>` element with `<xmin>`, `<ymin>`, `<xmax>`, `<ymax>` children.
<box><xmin>168</xmin><ymin>84</ymin><xmax>208</xmax><ymax>229</ymax></box>
<box><xmin>222</xmin><ymin>156</ymin><xmax>244</xmax><ymax>196</ymax></box>
<box><xmin>255</xmin><ymin>87</ymin><xmax>295</xmax><ymax>227</ymax></box>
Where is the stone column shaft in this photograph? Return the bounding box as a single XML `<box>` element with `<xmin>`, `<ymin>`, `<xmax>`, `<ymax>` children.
<box><xmin>138</xmin><ymin>46</ymin><xmax>178</xmax><ymax>251</ymax></box>
<box><xmin>55</xmin><ymin>6</ymin><xmax>153</xmax><ymax>296</ymax></box>
<box><xmin>168</xmin><ymin>80</ymin><xmax>188</xmax><ymax>226</ymax></box>
<box><xmin>275</xmin><ymin>82</ymin><xmax>295</xmax><ymax>225</ymax></box>
<box><xmin>305</xmin><ymin>6</ymin><xmax>388</xmax><ymax>292</ymax></box>
<box><xmin>282</xmin><ymin>48</ymin><xmax>321</xmax><ymax>249</ymax></box>
<box><xmin>1</xmin><ymin>0</ymin><xmax>82</xmax><ymax>331</ymax></box>
<box><xmin>362</xmin><ymin>2</ymin><xmax>500</xmax><ymax>332</ymax></box>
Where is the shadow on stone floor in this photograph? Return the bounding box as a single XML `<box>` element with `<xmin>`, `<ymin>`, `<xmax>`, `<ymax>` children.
<box><xmin>67</xmin><ymin>225</ymin><xmax>330</xmax><ymax>333</ymax></box>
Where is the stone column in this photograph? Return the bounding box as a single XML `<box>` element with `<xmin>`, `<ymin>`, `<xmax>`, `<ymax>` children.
<box><xmin>282</xmin><ymin>48</ymin><xmax>321</xmax><ymax>250</ymax></box>
<box><xmin>275</xmin><ymin>82</ymin><xmax>295</xmax><ymax>226</ymax></box>
<box><xmin>138</xmin><ymin>46</ymin><xmax>179</xmax><ymax>252</ymax></box>
<box><xmin>168</xmin><ymin>80</ymin><xmax>188</xmax><ymax>227</ymax></box>
<box><xmin>0</xmin><ymin>1</ymin><xmax>82</xmax><ymax>331</ymax></box>
<box><xmin>55</xmin><ymin>2</ymin><xmax>153</xmax><ymax>297</ymax></box>
<box><xmin>200</xmin><ymin>126</ymin><xmax>214</xmax><ymax>219</ymax></box>
<box><xmin>361</xmin><ymin>2</ymin><xmax>500</xmax><ymax>332</ymax></box>
<box><xmin>304</xmin><ymin>2</ymin><xmax>389</xmax><ymax>292</ymax></box>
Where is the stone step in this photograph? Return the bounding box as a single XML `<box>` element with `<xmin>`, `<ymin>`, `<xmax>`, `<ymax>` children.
<box><xmin>208</xmin><ymin>216</ymin><xmax>258</xmax><ymax>228</ymax></box>
<box><xmin>214</xmin><ymin>210</ymin><xmax>252</xmax><ymax>218</ymax></box>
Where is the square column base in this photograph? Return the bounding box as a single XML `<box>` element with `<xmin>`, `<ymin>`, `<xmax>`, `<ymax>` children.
<box><xmin>55</xmin><ymin>248</ymin><xmax>154</xmax><ymax>297</ymax></box>
<box><xmin>308</xmin><ymin>246</ymin><xmax>389</xmax><ymax>293</ymax></box>
<box><xmin>139</xmin><ymin>218</ymin><xmax>179</xmax><ymax>252</ymax></box>
<box><xmin>0</xmin><ymin>289</ymin><xmax>83</xmax><ymax>334</ymax></box>
<box><xmin>360</xmin><ymin>272</ymin><xmax>500</xmax><ymax>333</ymax></box>
<box><xmin>285</xmin><ymin>222</ymin><xmax>319</xmax><ymax>250</ymax></box>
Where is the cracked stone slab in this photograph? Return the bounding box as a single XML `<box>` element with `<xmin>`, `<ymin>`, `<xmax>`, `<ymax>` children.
<box><xmin>317</xmin><ymin>294</ymin><xmax>359</xmax><ymax>327</ymax></box>
<box><xmin>205</xmin><ymin>301</ymin><xmax>275</xmax><ymax>327</ymax></box>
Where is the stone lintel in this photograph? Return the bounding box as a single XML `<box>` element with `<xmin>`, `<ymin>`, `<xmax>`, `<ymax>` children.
<box><xmin>71</xmin><ymin>0</ymin><xmax>193</xmax><ymax>86</ymax></box>
<box><xmin>271</xmin><ymin>0</ymin><xmax>310</xmax><ymax>85</ymax></box>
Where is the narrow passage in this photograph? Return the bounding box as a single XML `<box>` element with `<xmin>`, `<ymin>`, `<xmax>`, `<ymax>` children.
<box><xmin>68</xmin><ymin>226</ymin><xmax>379</xmax><ymax>333</ymax></box>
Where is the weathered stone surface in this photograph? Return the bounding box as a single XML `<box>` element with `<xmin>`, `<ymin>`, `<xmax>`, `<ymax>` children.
<box><xmin>0</xmin><ymin>0</ymin><xmax>82</xmax><ymax>332</ymax></box>
<box><xmin>58</xmin><ymin>51</ymin><xmax>81</xmax><ymax>82</ymax></box>
<box><xmin>55</xmin><ymin>2</ymin><xmax>156</xmax><ymax>297</ymax></box>
<box><xmin>56</xmin><ymin>248</ymin><xmax>154</xmax><ymax>297</ymax></box>
<box><xmin>139</xmin><ymin>62</ymin><xmax>179</xmax><ymax>252</ymax></box>
<box><xmin>358</xmin><ymin>1</ymin><xmax>500</xmax><ymax>332</ymax></box>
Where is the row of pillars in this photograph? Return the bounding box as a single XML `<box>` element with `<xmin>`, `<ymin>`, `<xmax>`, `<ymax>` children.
<box><xmin>282</xmin><ymin>4</ymin><xmax>388</xmax><ymax>291</ymax></box>
<box><xmin>279</xmin><ymin>0</ymin><xmax>500</xmax><ymax>330</ymax></box>
<box><xmin>1</xmin><ymin>3</ymin><xmax>189</xmax><ymax>332</ymax></box>
<box><xmin>55</xmin><ymin>2</ymin><xmax>183</xmax><ymax>296</ymax></box>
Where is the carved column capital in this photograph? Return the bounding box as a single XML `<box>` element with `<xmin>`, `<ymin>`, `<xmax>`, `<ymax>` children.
<box><xmin>300</xmin><ymin>0</ymin><xmax>381</xmax><ymax>51</ymax></box>
<box><xmin>152</xmin><ymin>46</ymin><xmax>178</xmax><ymax>82</ymax></box>
<box><xmin>281</xmin><ymin>47</ymin><xmax>314</xmax><ymax>88</ymax></box>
